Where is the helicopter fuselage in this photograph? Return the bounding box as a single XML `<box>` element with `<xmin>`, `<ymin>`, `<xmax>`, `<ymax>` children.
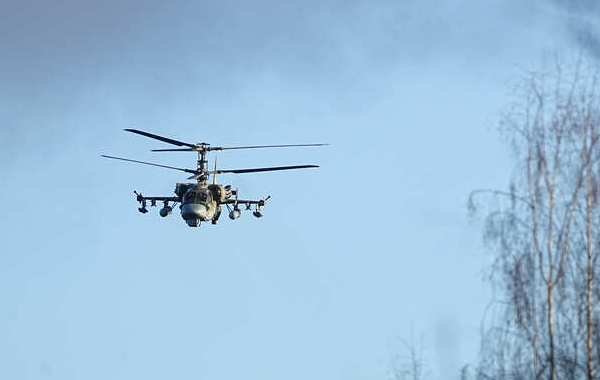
<box><xmin>178</xmin><ymin>184</ymin><xmax>231</xmax><ymax>227</ymax></box>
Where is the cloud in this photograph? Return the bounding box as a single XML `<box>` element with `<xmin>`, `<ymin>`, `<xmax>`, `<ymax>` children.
<box><xmin>550</xmin><ymin>0</ymin><xmax>600</xmax><ymax>58</ymax></box>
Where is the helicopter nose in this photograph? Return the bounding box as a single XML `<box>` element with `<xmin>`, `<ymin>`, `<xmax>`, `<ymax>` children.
<box><xmin>185</xmin><ymin>218</ymin><xmax>200</xmax><ymax>227</ymax></box>
<box><xmin>181</xmin><ymin>203</ymin><xmax>210</xmax><ymax>225</ymax></box>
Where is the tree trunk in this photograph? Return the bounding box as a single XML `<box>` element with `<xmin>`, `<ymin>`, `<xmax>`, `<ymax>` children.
<box><xmin>547</xmin><ymin>281</ymin><xmax>557</xmax><ymax>380</ymax></box>
<box><xmin>586</xmin><ymin>131</ymin><xmax>595</xmax><ymax>380</ymax></box>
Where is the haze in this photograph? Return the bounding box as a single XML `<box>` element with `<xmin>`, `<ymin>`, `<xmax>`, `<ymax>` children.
<box><xmin>0</xmin><ymin>1</ymin><xmax>596</xmax><ymax>379</ymax></box>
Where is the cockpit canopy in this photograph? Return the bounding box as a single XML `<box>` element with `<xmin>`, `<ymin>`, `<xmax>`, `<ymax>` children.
<box><xmin>183</xmin><ymin>189</ymin><xmax>212</xmax><ymax>204</ymax></box>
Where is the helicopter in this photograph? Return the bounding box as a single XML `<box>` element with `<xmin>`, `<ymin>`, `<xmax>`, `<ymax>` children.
<box><xmin>102</xmin><ymin>129</ymin><xmax>326</xmax><ymax>227</ymax></box>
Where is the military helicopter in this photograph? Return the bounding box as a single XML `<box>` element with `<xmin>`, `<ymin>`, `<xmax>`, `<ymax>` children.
<box><xmin>102</xmin><ymin>129</ymin><xmax>326</xmax><ymax>227</ymax></box>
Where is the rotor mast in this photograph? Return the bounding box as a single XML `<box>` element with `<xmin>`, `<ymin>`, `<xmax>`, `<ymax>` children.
<box><xmin>196</xmin><ymin>145</ymin><xmax>211</xmax><ymax>186</ymax></box>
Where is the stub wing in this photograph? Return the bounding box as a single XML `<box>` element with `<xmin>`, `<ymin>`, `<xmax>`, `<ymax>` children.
<box><xmin>222</xmin><ymin>199</ymin><xmax>265</xmax><ymax>206</ymax></box>
<box><xmin>222</xmin><ymin>194</ymin><xmax>271</xmax><ymax>208</ymax></box>
<box><xmin>134</xmin><ymin>191</ymin><xmax>180</xmax><ymax>208</ymax></box>
<box><xmin>137</xmin><ymin>196</ymin><xmax>180</xmax><ymax>202</ymax></box>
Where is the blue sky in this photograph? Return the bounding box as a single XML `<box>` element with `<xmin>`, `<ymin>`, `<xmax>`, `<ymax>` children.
<box><xmin>0</xmin><ymin>1</ymin><xmax>594</xmax><ymax>379</ymax></box>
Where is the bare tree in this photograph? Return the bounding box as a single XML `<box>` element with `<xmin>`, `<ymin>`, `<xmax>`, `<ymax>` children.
<box><xmin>389</xmin><ymin>334</ymin><xmax>427</xmax><ymax>380</ymax></box>
<box><xmin>470</xmin><ymin>57</ymin><xmax>600</xmax><ymax>380</ymax></box>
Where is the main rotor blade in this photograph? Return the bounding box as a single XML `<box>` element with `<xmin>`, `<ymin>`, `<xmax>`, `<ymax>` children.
<box><xmin>211</xmin><ymin>164</ymin><xmax>319</xmax><ymax>174</ymax></box>
<box><xmin>213</xmin><ymin>143</ymin><xmax>328</xmax><ymax>151</ymax></box>
<box><xmin>151</xmin><ymin>144</ymin><xmax>329</xmax><ymax>152</ymax></box>
<box><xmin>151</xmin><ymin>148</ymin><xmax>196</xmax><ymax>152</ymax></box>
<box><xmin>124</xmin><ymin>129</ymin><xmax>197</xmax><ymax>148</ymax></box>
<box><xmin>101</xmin><ymin>155</ymin><xmax>199</xmax><ymax>174</ymax></box>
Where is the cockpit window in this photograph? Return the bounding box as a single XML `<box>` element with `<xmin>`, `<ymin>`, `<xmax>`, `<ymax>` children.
<box><xmin>184</xmin><ymin>190</ymin><xmax>210</xmax><ymax>203</ymax></box>
<box><xmin>184</xmin><ymin>191</ymin><xmax>194</xmax><ymax>203</ymax></box>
